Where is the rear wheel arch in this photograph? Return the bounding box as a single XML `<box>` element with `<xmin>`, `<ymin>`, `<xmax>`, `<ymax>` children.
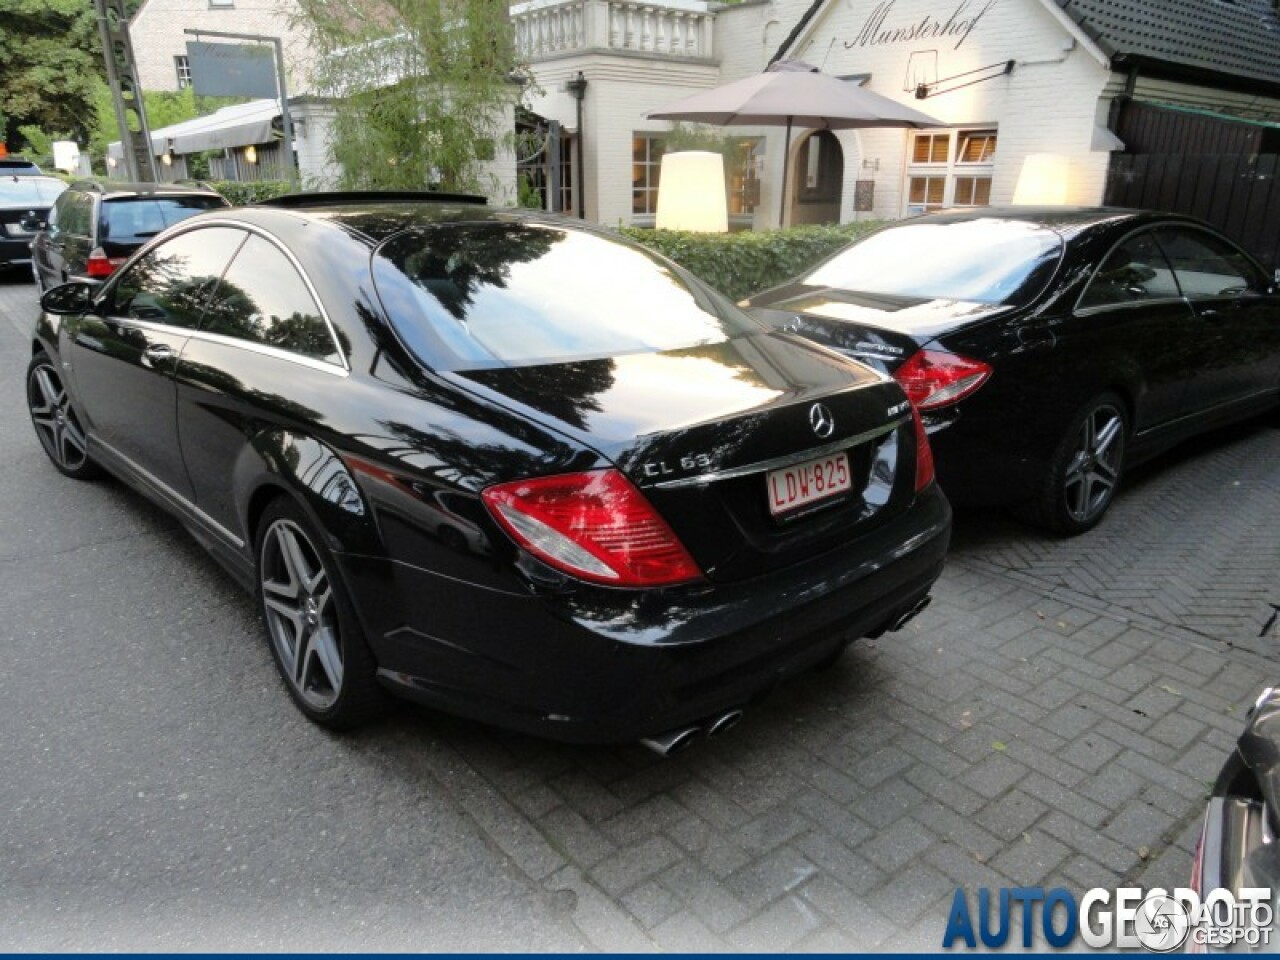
<box><xmin>235</xmin><ymin>429</ymin><xmax>377</xmax><ymax>557</ymax></box>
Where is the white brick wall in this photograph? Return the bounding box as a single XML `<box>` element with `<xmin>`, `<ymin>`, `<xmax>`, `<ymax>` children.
<box><xmin>130</xmin><ymin>0</ymin><xmax>314</xmax><ymax>95</ymax></box>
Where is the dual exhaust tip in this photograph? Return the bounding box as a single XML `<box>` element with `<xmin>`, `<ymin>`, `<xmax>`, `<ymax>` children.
<box><xmin>639</xmin><ymin>595</ymin><xmax>933</xmax><ymax>758</ymax></box>
<box><xmin>640</xmin><ymin>708</ymin><xmax>744</xmax><ymax>757</ymax></box>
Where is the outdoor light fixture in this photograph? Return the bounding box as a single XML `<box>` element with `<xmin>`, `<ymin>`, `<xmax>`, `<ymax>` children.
<box><xmin>656</xmin><ymin>150</ymin><xmax>728</xmax><ymax>232</ymax></box>
<box><xmin>161</xmin><ymin>151</ymin><xmax>172</xmax><ymax>166</ymax></box>
<box><xmin>244</xmin><ymin>144</ymin><xmax>258</xmax><ymax>165</ymax></box>
<box><xmin>1012</xmin><ymin>153</ymin><xmax>1070</xmax><ymax>205</ymax></box>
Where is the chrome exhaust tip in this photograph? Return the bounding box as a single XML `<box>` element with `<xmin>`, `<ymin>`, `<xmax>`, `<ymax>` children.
<box><xmin>706</xmin><ymin>709</ymin><xmax>744</xmax><ymax>739</ymax></box>
<box><xmin>639</xmin><ymin>725</ymin><xmax>701</xmax><ymax>757</ymax></box>
<box><xmin>889</xmin><ymin>595</ymin><xmax>932</xmax><ymax>632</ymax></box>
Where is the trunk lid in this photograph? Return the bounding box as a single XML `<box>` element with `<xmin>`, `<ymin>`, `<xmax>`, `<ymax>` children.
<box><xmin>454</xmin><ymin>331</ymin><xmax>923</xmax><ymax>583</ymax></box>
<box><xmin>749</xmin><ymin>285</ymin><xmax>1013</xmax><ymax>375</ymax></box>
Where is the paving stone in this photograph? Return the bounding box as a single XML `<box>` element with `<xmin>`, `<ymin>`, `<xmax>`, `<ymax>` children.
<box><xmin>975</xmin><ymin>789</ymin><xmax>1049</xmax><ymax>841</ymax></box>
<box><xmin>726</xmin><ymin>895</ymin><xmax>825</xmax><ymax>952</ymax></box>
<box><xmin>860</xmin><ymin>815</ymin><xmax>936</xmax><ymax>873</ymax></box>
<box><xmin>959</xmin><ymin>753</ymin><xmax>1030</xmax><ymax>799</ymax></box>
<box><xmin>989</xmin><ymin>831</ymin><xmax>1071</xmax><ymax>886</ymax></box>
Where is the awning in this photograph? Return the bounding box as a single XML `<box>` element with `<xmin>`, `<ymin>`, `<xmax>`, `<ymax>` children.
<box><xmin>109</xmin><ymin>99</ymin><xmax>281</xmax><ymax>158</ymax></box>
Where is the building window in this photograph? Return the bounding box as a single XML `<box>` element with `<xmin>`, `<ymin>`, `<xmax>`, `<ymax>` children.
<box><xmin>632</xmin><ymin>135</ymin><xmax>665</xmax><ymax>216</ymax></box>
<box><xmin>905</xmin><ymin>128</ymin><xmax>996</xmax><ymax>214</ymax></box>
<box><xmin>175</xmin><ymin>55</ymin><xmax>191</xmax><ymax>89</ymax></box>
<box><xmin>727</xmin><ymin>138</ymin><xmax>764</xmax><ymax>216</ymax></box>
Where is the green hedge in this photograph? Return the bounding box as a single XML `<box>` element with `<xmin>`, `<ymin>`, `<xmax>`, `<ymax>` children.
<box><xmin>621</xmin><ymin>221</ymin><xmax>885</xmax><ymax>300</ymax></box>
<box><xmin>208</xmin><ymin>180</ymin><xmax>293</xmax><ymax>205</ymax></box>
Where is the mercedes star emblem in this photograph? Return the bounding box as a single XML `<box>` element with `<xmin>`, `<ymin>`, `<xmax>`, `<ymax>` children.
<box><xmin>809</xmin><ymin>402</ymin><xmax>835</xmax><ymax>439</ymax></box>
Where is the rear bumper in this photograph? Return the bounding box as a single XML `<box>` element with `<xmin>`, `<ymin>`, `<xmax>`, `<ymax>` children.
<box><xmin>927</xmin><ymin>412</ymin><xmax>1046</xmax><ymax>506</ymax></box>
<box><xmin>339</xmin><ymin>485</ymin><xmax>951</xmax><ymax>742</ymax></box>
<box><xmin>0</xmin><ymin>237</ymin><xmax>33</xmax><ymax>269</ymax></box>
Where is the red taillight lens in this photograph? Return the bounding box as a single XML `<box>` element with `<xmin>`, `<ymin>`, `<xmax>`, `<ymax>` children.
<box><xmin>86</xmin><ymin>248</ymin><xmax>125</xmax><ymax>279</ymax></box>
<box><xmin>912</xmin><ymin>405</ymin><xmax>935</xmax><ymax>492</ymax></box>
<box><xmin>481</xmin><ymin>469</ymin><xmax>702</xmax><ymax>587</ymax></box>
<box><xmin>893</xmin><ymin>349</ymin><xmax>992</xmax><ymax>410</ymax></box>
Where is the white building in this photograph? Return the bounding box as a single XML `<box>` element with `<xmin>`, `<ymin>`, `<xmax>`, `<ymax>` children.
<box><xmin>120</xmin><ymin>0</ymin><xmax>1280</xmax><ymax>236</ymax></box>
<box><xmin>515</xmin><ymin>0</ymin><xmax>1280</xmax><ymax>228</ymax></box>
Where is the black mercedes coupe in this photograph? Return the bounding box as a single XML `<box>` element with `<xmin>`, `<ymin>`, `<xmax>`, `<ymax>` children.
<box><xmin>28</xmin><ymin>193</ymin><xmax>950</xmax><ymax>750</ymax></box>
<box><xmin>749</xmin><ymin>208</ymin><xmax>1280</xmax><ymax>535</ymax></box>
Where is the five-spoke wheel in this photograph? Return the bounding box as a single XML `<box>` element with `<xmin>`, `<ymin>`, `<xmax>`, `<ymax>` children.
<box><xmin>1062</xmin><ymin>403</ymin><xmax>1125</xmax><ymax>525</ymax></box>
<box><xmin>255</xmin><ymin>499</ymin><xmax>384</xmax><ymax>728</ymax></box>
<box><xmin>27</xmin><ymin>352</ymin><xmax>99</xmax><ymax>479</ymax></box>
<box><xmin>1021</xmin><ymin>391</ymin><xmax>1128</xmax><ymax>536</ymax></box>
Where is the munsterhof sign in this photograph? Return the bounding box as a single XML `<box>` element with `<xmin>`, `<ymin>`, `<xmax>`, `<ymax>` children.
<box><xmin>844</xmin><ymin>0</ymin><xmax>999</xmax><ymax>51</ymax></box>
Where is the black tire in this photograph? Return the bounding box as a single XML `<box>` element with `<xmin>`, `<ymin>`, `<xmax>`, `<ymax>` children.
<box><xmin>1017</xmin><ymin>391</ymin><xmax>1128</xmax><ymax>537</ymax></box>
<box><xmin>255</xmin><ymin>497</ymin><xmax>386</xmax><ymax>729</ymax></box>
<box><xmin>26</xmin><ymin>351</ymin><xmax>103</xmax><ymax>481</ymax></box>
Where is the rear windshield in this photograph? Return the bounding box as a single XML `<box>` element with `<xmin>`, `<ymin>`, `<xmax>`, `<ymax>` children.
<box><xmin>102</xmin><ymin>196</ymin><xmax>226</xmax><ymax>243</ymax></box>
<box><xmin>373</xmin><ymin>222</ymin><xmax>760</xmax><ymax>371</ymax></box>
<box><xmin>0</xmin><ymin>177</ymin><xmax>66</xmax><ymax>205</ymax></box>
<box><xmin>803</xmin><ymin>218</ymin><xmax>1064</xmax><ymax>305</ymax></box>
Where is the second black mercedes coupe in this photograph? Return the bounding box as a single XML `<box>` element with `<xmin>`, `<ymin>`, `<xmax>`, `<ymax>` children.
<box><xmin>750</xmin><ymin>208</ymin><xmax>1280</xmax><ymax>535</ymax></box>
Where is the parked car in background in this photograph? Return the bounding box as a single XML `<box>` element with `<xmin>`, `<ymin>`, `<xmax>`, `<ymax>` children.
<box><xmin>30</xmin><ymin>181</ymin><xmax>228</xmax><ymax>291</ymax></box>
<box><xmin>1191</xmin><ymin>685</ymin><xmax>1279</xmax><ymax>952</ymax></box>
<box><xmin>28</xmin><ymin>193</ymin><xmax>950</xmax><ymax>749</ymax></box>
<box><xmin>0</xmin><ymin>158</ymin><xmax>42</xmax><ymax>175</ymax></box>
<box><xmin>0</xmin><ymin>175</ymin><xmax>67</xmax><ymax>276</ymax></box>
<box><xmin>749</xmin><ymin>208</ymin><xmax>1280</xmax><ymax>535</ymax></box>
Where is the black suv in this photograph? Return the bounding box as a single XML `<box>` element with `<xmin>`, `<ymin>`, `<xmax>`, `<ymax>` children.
<box><xmin>31</xmin><ymin>181</ymin><xmax>228</xmax><ymax>290</ymax></box>
<box><xmin>0</xmin><ymin>175</ymin><xmax>67</xmax><ymax>275</ymax></box>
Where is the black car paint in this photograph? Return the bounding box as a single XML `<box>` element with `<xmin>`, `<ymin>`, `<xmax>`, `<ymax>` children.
<box><xmin>34</xmin><ymin>201</ymin><xmax>950</xmax><ymax>742</ymax></box>
<box><xmin>750</xmin><ymin>208</ymin><xmax>1280</xmax><ymax>507</ymax></box>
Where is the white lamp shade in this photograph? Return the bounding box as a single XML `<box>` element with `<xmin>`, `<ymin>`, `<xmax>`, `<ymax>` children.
<box><xmin>656</xmin><ymin>150</ymin><xmax>728</xmax><ymax>232</ymax></box>
<box><xmin>1012</xmin><ymin>153</ymin><xmax>1070</xmax><ymax>205</ymax></box>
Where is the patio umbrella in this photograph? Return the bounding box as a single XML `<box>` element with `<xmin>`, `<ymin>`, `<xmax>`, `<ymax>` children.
<box><xmin>648</xmin><ymin>60</ymin><xmax>944</xmax><ymax>224</ymax></box>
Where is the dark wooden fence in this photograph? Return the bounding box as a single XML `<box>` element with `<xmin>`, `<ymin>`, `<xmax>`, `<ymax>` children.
<box><xmin>1104</xmin><ymin>153</ymin><xmax>1280</xmax><ymax>272</ymax></box>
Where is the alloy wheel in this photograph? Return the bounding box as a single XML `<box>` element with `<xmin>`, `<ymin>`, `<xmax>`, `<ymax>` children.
<box><xmin>1062</xmin><ymin>403</ymin><xmax>1124</xmax><ymax>524</ymax></box>
<box><xmin>260</xmin><ymin>518</ymin><xmax>344</xmax><ymax>710</ymax></box>
<box><xmin>28</xmin><ymin>362</ymin><xmax>89</xmax><ymax>472</ymax></box>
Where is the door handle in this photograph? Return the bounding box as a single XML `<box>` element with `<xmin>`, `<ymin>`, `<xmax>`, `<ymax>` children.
<box><xmin>141</xmin><ymin>343</ymin><xmax>176</xmax><ymax>367</ymax></box>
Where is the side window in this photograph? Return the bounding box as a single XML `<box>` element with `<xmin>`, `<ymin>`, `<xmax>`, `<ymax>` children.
<box><xmin>1155</xmin><ymin>228</ymin><xmax>1260</xmax><ymax>299</ymax></box>
<box><xmin>106</xmin><ymin>227</ymin><xmax>245</xmax><ymax>328</ymax></box>
<box><xmin>57</xmin><ymin>194</ymin><xmax>87</xmax><ymax>236</ymax></box>
<box><xmin>202</xmin><ymin>235</ymin><xmax>340</xmax><ymax>365</ymax></box>
<box><xmin>47</xmin><ymin>192</ymin><xmax>71</xmax><ymax>230</ymax></box>
<box><xmin>1078</xmin><ymin>232</ymin><xmax>1181</xmax><ymax>310</ymax></box>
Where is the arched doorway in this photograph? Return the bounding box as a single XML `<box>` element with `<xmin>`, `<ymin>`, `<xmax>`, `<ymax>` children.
<box><xmin>789</xmin><ymin>130</ymin><xmax>843</xmax><ymax>226</ymax></box>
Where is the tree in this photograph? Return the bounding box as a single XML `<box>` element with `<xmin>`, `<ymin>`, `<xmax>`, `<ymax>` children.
<box><xmin>295</xmin><ymin>0</ymin><xmax>529</xmax><ymax>193</ymax></box>
<box><xmin>0</xmin><ymin>0</ymin><xmax>104</xmax><ymax>151</ymax></box>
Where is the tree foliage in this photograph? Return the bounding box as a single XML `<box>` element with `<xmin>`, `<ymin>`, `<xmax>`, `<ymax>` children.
<box><xmin>295</xmin><ymin>0</ymin><xmax>527</xmax><ymax>193</ymax></box>
<box><xmin>0</xmin><ymin>0</ymin><xmax>104</xmax><ymax>150</ymax></box>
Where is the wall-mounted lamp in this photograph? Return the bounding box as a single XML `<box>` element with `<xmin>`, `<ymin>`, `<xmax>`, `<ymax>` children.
<box><xmin>106</xmin><ymin>156</ymin><xmax>117</xmax><ymax>169</ymax></box>
<box><xmin>161</xmin><ymin>151</ymin><xmax>173</xmax><ymax>167</ymax></box>
<box><xmin>656</xmin><ymin>151</ymin><xmax>727</xmax><ymax>233</ymax></box>
<box><xmin>244</xmin><ymin>144</ymin><xmax>258</xmax><ymax>165</ymax></box>
<box><xmin>861</xmin><ymin>158</ymin><xmax>880</xmax><ymax>173</ymax></box>
<box><xmin>1012</xmin><ymin>153</ymin><xmax>1070</xmax><ymax>205</ymax></box>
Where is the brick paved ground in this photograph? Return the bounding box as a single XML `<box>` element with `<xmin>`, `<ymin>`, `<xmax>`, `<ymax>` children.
<box><xmin>2</xmin><ymin>274</ymin><xmax>1277</xmax><ymax>950</ymax></box>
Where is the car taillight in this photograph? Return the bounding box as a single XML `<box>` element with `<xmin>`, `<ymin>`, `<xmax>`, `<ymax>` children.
<box><xmin>86</xmin><ymin>247</ymin><xmax>125</xmax><ymax>279</ymax></box>
<box><xmin>913</xmin><ymin>405</ymin><xmax>935</xmax><ymax>492</ymax></box>
<box><xmin>893</xmin><ymin>349</ymin><xmax>992</xmax><ymax>410</ymax></box>
<box><xmin>481</xmin><ymin>469</ymin><xmax>702</xmax><ymax>588</ymax></box>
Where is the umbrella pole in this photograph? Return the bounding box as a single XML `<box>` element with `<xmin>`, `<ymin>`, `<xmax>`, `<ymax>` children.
<box><xmin>778</xmin><ymin>117</ymin><xmax>793</xmax><ymax>228</ymax></box>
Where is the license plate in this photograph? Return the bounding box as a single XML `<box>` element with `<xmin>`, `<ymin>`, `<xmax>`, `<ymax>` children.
<box><xmin>766</xmin><ymin>452</ymin><xmax>851</xmax><ymax>517</ymax></box>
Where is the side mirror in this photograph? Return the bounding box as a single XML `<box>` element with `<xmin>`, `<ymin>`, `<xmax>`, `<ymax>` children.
<box><xmin>40</xmin><ymin>280</ymin><xmax>99</xmax><ymax>316</ymax></box>
<box><xmin>19</xmin><ymin>216</ymin><xmax>46</xmax><ymax>233</ymax></box>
